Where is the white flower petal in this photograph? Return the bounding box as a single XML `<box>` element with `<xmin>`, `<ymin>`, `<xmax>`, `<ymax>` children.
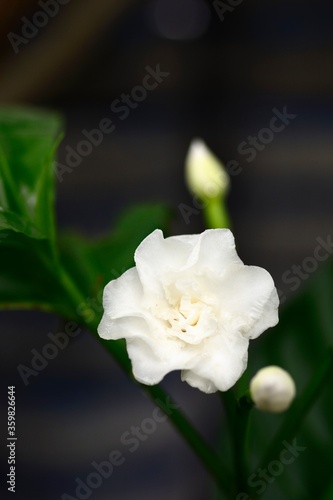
<box><xmin>98</xmin><ymin>268</ymin><xmax>150</xmax><ymax>341</ymax></box>
<box><xmin>126</xmin><ymin>339</ymin><xmax>168</xmax><ymax>385</ymax></box>
<box><xmin>217</xmin><ymin>265</ymin><xmax>279</xmax><ymax>339</ymax></box>
<box><xmin>135</xmin><ymin>229</ymin><xmax>195</xmax><ymax>276</ymax></box>
<box><xmin>181</xmin><ymin>331</ymin><xmax>249</xmax><ymax>393</ymax></box>
<box><xmin>184</xmin><ymin>228</ymin><xmax>243</xmax><ymax>274</ymax></box>
<box><xmin>245</xmin><ymin>288</ymin><xmax>279</xmax><ymax>339</ymax></box>
<box><xmin>126</xmin><ymin>336</ymin><xmax>197</xmax><ymax>385</ymax></box>
<box><xmin>180</xmin><ymin>371</ymin><xmax>218</xmax><ymax>394</ymax></box>
<box><xmin>98</xmin><ymin>315</ymin><xmax>150</xmax><ymax>341</ymax></box>
<box><xmin>101</xmin><ymin>267</ymin><xmax>143</xmax><ymax>319</ymax></box>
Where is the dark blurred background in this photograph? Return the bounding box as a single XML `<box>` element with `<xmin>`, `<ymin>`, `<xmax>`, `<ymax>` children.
<box><xmin>0</xmin><ymin>0</ymin><xmax>332</xmax><ymax>499</ymax></box>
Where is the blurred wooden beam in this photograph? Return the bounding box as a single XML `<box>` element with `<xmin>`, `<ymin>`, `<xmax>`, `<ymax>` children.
<box><xmin>0</xmin><ymin>0</ymin><xmax>139</xmax><ymax>103</ymax></box>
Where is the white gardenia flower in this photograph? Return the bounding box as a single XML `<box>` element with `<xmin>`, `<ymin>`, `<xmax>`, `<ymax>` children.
<box><xmin>250</xmin><ymin>366</ymin><xmax>296</xmax><ymax>413</ymax></box>
<box><xmin>185</xmin><ymin>139</ymin><xmax>230</xmax><ymax>201</ymax></box>
<box><xmin>98</xmin><ymin>229</ymin><xmax>279</xmax><ymax>393</ymax></box>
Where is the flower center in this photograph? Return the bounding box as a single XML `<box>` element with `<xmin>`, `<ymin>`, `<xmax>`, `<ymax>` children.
<box><xmin>177</xmin><ymin>296</ymin><xmax>201</xmax><ymax>329</ymax></box>
<box><xmin>165</xmin><ymin>294</ymin><xmax>217</xmax><ymax>344</ymax></box>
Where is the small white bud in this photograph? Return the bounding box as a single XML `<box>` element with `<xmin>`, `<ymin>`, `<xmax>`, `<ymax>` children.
<box><xmin>250</xmin><ymin>366</ymin><xmax>296</xmax><ymax>413</ymax></box>
<box><xmin>185</xmin><ymin>139</ymin><xmax>229</xmax><ymax>201</ymax></box>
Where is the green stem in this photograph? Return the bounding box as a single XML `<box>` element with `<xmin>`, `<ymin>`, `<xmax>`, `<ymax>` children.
<box><xmin>59</xmin><ymin>265</ymin><xmax>90</xmax><ymax>313</ymax></box>
<box><xmin>220</xmin><ymin>391</ymin><xmax>253</xmax><ymax>496</ymax></box>
<box><xmin>204</xmin><ymin>196</ymin><xmax>230</xmax><ymax>229</ymax></box>
<box><xmin>59</xmin><ymin>268</ymin><xmax>233</xmax><ymax>497</ymax></box>
<box><xmin>257</xmin><ymin>347</ymin><xmax>333</xmax><ymax>471</ymax></box>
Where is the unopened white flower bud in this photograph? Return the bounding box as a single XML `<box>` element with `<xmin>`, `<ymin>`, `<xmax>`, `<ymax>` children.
<box><xmin>185</xmin><ymin>139</ymin><xmax>229</xmax><ymax>201</ymax></box>
<box><xmin>250</xmin><ymin>366</ymin><xmax>296</xmax><ymax>413</ymax></box>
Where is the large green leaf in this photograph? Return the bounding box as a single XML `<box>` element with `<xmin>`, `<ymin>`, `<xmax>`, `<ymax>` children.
<box><xmin>0</xmin><ymin>233</ymin><xmax>69</xmax><ymax>314</ymax></box>
<box><xmin>0</xmin><ymin>107</ymin><xmax>64</xmax><ymax>312</ymax></box>
<box><xmin>0</xmin><ymin>106</ymin><xmax>62</xmax><ymax>242</ymax></box>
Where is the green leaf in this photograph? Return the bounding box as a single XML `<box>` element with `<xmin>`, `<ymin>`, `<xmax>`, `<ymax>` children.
<box><xmin>0</xmin><ymin>233</ymin><xmax>70</xmax><ymax>315</ymax></box>
<box><xmin>0</xmin><ymin>106</ymin><xmax>62</xmax><ymax>242</ymax></box>
<box><xmin>0</xmin><ymin>106</ymin><xmax>64</xmax><ymax>312</ymax></box>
